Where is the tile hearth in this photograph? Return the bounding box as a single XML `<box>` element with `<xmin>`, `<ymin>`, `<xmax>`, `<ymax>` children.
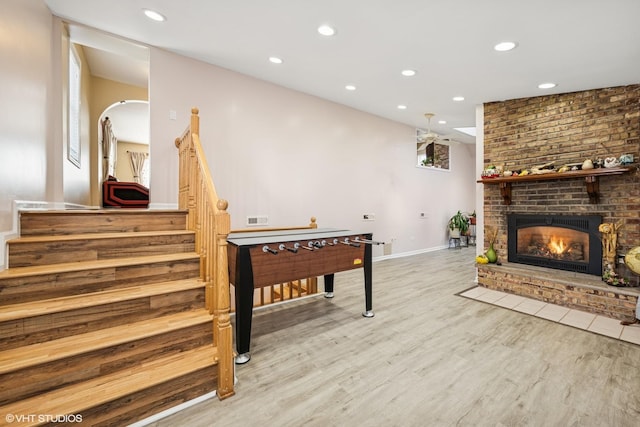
<box><xmin>476</xmin><ymin>262</ymin><xmax>639</xmax><ymax>321</ymax></box>
<box><xmin>460</xmin><ymin>286</ymin><xmax>640</xmax><ymax>346</ymax></box>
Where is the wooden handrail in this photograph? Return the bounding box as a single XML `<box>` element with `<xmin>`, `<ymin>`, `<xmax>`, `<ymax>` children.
<box><xmin>175</xmin><ymin>108</ymin><xmax>234</xmax><ymax>400</ymax></box>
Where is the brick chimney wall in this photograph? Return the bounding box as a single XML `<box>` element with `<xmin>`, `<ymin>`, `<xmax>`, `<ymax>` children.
<box><xmin>482</xmin><ymin>84</ymin><xmax>640</xmax><ymax>259</ymax></box>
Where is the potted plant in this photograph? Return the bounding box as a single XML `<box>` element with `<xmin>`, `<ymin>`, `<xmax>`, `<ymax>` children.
<box><xmin>421</xmin><ymin>156</ymin><xmax>434</xmax><ymax>167</ymax></box>
<box><xmin>469</xmin><ymin>210</ymin><xmax>476</xmax><ymax>225</ymax></box>
<box><xmin>448</xmin><ymin>210</ymin><xmax>469</xmax><ymax>238</ymax></box>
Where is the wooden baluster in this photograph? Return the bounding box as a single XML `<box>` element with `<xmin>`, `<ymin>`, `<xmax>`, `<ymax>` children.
<box><xmin>204</xmin><ymin>199</ymin><xmax>213</xmax><ymax>312</ymax></box>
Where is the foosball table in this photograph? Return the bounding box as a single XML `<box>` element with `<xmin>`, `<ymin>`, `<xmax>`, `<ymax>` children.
<box><xmin>227</xmin><ymin>228</ymin><xmax>381</xmax><ymax>364</ymax></box>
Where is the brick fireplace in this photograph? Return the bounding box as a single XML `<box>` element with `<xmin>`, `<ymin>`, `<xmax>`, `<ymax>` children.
<box><xmin>477</xmin><ymin>84</ymin><xmax>640</xmax><ymax>320</ymax></box>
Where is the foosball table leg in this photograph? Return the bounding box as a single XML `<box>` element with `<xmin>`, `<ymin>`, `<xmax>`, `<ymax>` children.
<box><xmin>324</xmin><ymin>273</ymin><xmax>335</xmax><ymax>299</ymax></box>
<box><xmin>235</xmin><ymin>352</ymin><xmax>251</xmax><ymax>364</ymax></box>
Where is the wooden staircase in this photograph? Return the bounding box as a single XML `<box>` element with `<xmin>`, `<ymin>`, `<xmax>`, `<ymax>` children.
<box><xmin>0</xmin><ymin>209</ymin><xmax>231</xmax><ymax>426</ymax></box>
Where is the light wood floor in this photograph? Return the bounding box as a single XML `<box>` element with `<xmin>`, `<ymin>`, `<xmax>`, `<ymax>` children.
<box><xmin>149</xmin><ymin>248</ymin><xmax>640</xmax><ymax>427</ymax></box>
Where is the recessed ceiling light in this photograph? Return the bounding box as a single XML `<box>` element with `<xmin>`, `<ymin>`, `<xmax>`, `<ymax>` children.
<box><xmin>538</xmin><ymin>82</ymin><xmax>557</xmax><ymax>89</ymax></box>
<box><xmin>345</xmin><ymin>85</ymin><xmax>356</xmax><ymax>91</ymax></box>
<box><xmin>438</xmin><ymin>120</ymin><xmax>447</xmax><ymax>124</ymax></box>
<box><xmin>401</xmin><ymin>69</ymin><xmax>416</xmax><ymax>77</ymax></box>
<box><xmin>269</xmin><ymin>57</ymin><xmax>283</xmax><ymax>64</ymax></box>
<box><xmin>494</xmin><ymin>41</ymin><xmax>517</xmax><ymax>52</ymax></box>
<box><xmin>318</xmin><ymin>25</ymin><xmax>336</xmax><ymax>36</ymax></box>
<box><xmin>397</xmin><ymin>105</ymin><xmax>407</xmax><ymax>110</ymax></box>
<box><xmin>143</xmin><ymin>9</ymin><xmax>166</xmax><ymax>22</ymax></box>
<box><xmin>452</xmin><ymin>96</ymin><xmax>465</xmax><ymax>102</ymax></box>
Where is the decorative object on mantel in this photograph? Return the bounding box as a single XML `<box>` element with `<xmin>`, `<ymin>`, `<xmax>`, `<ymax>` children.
<box><xmin>481</xmin><ymin>165</ymin><xmax>500</xmax><ymax>179</ymax></box>
<box><xmin>485</xmin><ymin>226</ymin><xmax>499</xmax><ymax>263</ymax></box>
<box><xmin>582</xmin><ymin>159</ymin><xmax>594</xmax><ymax>170</ymax></box>
<box><xmin>604</xmin><ymin>157</ymin><xmax>621</xmax><ymax>168</ymax></box>
<box><xmin>619</xmin><ymin>154</ymin><xmax>634</xmax><ymax>165</ymax></box>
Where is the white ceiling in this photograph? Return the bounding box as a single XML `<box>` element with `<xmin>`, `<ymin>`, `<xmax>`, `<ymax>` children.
<box><xmin>68</xmin><ymin>24</ymin><xmax>149</xmax><ymax>88</ymax></box>
<box><xmin>46</xmin><ymin>0</ymin><xmax>640</xmax><ymax>144</ymax></box>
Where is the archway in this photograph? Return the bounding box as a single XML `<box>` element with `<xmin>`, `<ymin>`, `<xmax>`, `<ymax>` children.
<box><xmin>98</xmin><ymin>100</ymin><xmax>150</xmax><ymax>197</ymax></box>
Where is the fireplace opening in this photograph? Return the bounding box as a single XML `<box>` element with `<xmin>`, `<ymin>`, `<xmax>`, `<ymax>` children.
<box><xmin>507</xmin><ymin>214</ymin><xmax>602</xmax><ymax>275</ymax></box>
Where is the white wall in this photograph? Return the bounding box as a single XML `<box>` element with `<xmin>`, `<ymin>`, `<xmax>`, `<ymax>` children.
<box><xmin>149</xmin><ymin>48</ymin><xmax>476</xmax><ymax>257</ymax></box>
<box><xmin>475</xmin><ymin>104</ymin><xmax>485</xmax><ymax>255</ymax></box>
<box><xmin>0</xmin><ymin>0</ymin><xmax>63</xmax><ymax>269</ymax></box>
<box><xmin>0</xmin><ymin>0</ymin><xmax>53</xmax><ymax>227</ymax></box>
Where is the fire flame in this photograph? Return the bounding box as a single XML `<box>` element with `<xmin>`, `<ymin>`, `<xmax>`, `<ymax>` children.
<box><xmin>548</xmin><ymin>236</ymin><xmax>567</xmax><ymax>254</ymax></box>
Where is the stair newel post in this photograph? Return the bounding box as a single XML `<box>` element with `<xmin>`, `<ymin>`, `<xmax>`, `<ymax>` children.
<box><xmin>214</xmin><ymin>199</ymin><xmax>235</xmax><ymax>399</ymax></box>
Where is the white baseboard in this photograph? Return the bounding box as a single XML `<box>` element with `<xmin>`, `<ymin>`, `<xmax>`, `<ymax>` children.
<box><xmin>148</xmin><ymin>202</ymin><xmax>180</xmax><ymax>210</ymax></box>
<box><xmin>373</xmin><ymin>245</ymin><xmax>449</xmax><ymax>262</ymax></box>
<box><xmin>129</xmin><ymin>370</ymin><xmax>239</xmax><ymax>426</ymax></box>
<box><xmin>128</xmin><ymin>391</ymin><xmax>218</xmax><ymax>427</ymax></box>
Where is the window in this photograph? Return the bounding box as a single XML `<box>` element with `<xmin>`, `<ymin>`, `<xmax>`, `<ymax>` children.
<box><xmin>417</xmin><ymin>141</ymin><xmax>450</xmax><ymax>170</ymax></box>
<box><xmin>68</xmin><ymin>46</ymin><xmax>81</xmax><ymax>167</ymax></box>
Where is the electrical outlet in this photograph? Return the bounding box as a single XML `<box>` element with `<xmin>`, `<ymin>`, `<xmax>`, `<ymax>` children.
<box><xmin>362</xmin><ymin>213</ymin><xmax>375</xmax><ymax>221</ymax></box>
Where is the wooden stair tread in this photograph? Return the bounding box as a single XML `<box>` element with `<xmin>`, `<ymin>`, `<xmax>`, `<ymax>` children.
<box><xmin>0</xmin><ymin>309</ymin><xmax>212</xmax><ymax>375</ymax></box>
<box><xmin>0</xmin><ymin>252</ymin><xmax>200</xmax><ymax>279</ymax></box>
<box><xmin>0</xmin><ymin>345</ymin><xmax>218</xmax><ymax>425</ymax></box>
<box><xmin>0</xmin><ymin>278</ymin><xmax>204</xmax><ymax>322</ymax></box>
<box><xmin>7</xmin><ymin>230</ymin><xmax>195</xmax><ymax>244</ymax></box>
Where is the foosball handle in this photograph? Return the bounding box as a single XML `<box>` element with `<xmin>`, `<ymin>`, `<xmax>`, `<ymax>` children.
<box><xmin>262</xmin><ymin>245</ymin><xmax>278</xmax><ymax>255</ymax></box>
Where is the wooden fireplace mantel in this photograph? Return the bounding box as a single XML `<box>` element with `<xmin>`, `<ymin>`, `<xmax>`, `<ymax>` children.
<box><xmin>477</xmin><ymin>166</ymin><xmax>636</xmax><ymax>205</ymax></box>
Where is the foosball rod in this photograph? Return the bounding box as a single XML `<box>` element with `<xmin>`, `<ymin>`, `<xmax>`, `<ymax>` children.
<box><xmin>353</xmin><ymin>237</ymin><xmax>385</xmax><ymax>245</ymax></box>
